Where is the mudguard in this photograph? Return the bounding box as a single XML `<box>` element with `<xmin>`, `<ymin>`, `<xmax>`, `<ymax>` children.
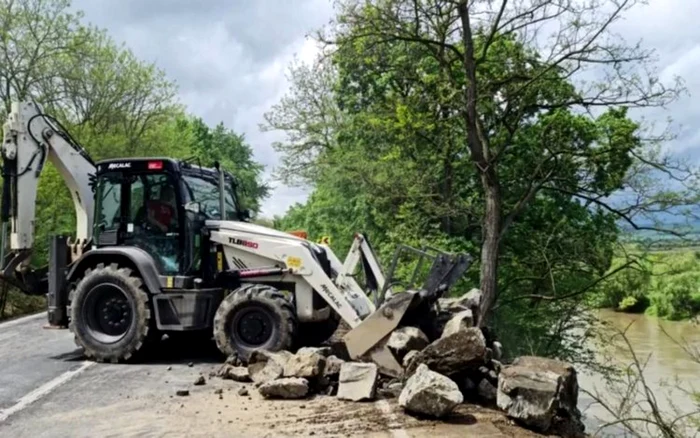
<box><xmin>66</xmin><ymin>247</ymin><xmax>163</xmax><ymax>295</ymax></box>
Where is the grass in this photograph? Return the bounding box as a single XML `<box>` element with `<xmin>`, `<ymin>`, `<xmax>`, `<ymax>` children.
<box><xmin>0</xmin><ymin>287</ymin><xmax>45</xmax><ymax>321</ymax></box>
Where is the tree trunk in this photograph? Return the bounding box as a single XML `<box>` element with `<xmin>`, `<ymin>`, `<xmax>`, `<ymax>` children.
<box><xmin>478</xmin><ymin>168</ymin><xmax>501</xmax><ymax>327</ymax></box>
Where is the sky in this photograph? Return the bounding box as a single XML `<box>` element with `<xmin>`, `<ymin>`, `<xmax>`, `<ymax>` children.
<box><xmin>70</xmin><ymin>0</ymin><xmax>700</xmax><ymax>219</ymax></box>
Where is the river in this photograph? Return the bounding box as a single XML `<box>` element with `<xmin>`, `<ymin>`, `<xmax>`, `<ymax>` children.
<box><xmin>577</xmin><ymin>309</ymin><xmax>700</xmax><ymax>437</ymax></box>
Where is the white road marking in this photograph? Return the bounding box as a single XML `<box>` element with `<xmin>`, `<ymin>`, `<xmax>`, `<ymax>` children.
<box><xmin>0</xmin><ymin>312</ymin><xmax>45</xmax><ymax>329</ymax></box>
<box><xmin>376</xmin><ymin>399</ymin><xmax>411</xmax><ymax>438</ymax></box>
<box><xmin>0</xmin><ymin>361</ymin><xmax>94</xmax><ymax>423</ymax></box>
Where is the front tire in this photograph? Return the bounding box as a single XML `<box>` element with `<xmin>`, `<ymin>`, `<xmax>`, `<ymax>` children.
<box><xmin>213</xmin><ymin>283</ymin><xmax>296</xmax><ymax>360</ymax></box>
<box><xmin>69</xmin><ymin>263</ymin><xmax>153</xmax><ymax>363</ymax></box>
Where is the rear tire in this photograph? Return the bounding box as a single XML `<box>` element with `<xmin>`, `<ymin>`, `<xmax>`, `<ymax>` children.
<box><xmin>69</xmin><ymin>263</ymin><xmax>154</xmax><ymax>363</ymax></box>
<box><xmin>213</xmin><ymin>283</ymin><xmax>296</xmax><ymax>360</ymax></box>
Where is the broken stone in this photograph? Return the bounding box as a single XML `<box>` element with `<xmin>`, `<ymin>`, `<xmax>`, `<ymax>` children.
<box><xmin>259</xmin><ymin>377</ymin><xmax>309</xmax><ymax>399</ymax></box>
<box><xmin>323</xmin><ymin>355</ymin><xmax>345</xmax><ymax>379</ymax></box>
<box><xmin>399</xmin><ymin>364</ymin><xmax>463</xmax><ymax>418</ymax></box>
<box><xmin>188</xmin><ymin>362</ymin><xmax>194</xmax><ymax>367</ymax></box>
<box><xmin>478</xmin><ymin>379</ymin><xmax>497</xmax><ymax>403</ymax></box>
<box><xmin>492</xmin><ymin>341</ymin><xmax>503</xmax><ymax>360</ymax></box>
<box><xmin>405</xmin><ymin>327</ymin><xmax>486</xmax><ymax>377</ymax></box>
<box><xmin>440</xmin><ymin>310</ymin><xmax>474</xmax><ymax>338</ymax></box>
<box><xmin>337</xmin><ymin>362</ymin><xmax>378</xmax><ymax>402</ymax></box>
<box><xmin>217</xmin><ymin>365</ymin><xmax>251</xmax><ymax>382</ymax></box>
<box><xmin>387</xmin><ymin>327</ymin><xmax>429</xmax><ymax>362</ymax></box>
<box><xmin>497</xmin><ymin>356</ymin><xmax>580</xmax><ymax>432</ymax></box>
<box><xmin>378</xmin><ymin>381</ymin><xmax>403</xmax><ymax>399</ymax></box>
<box><xmin>248</xmin><ymin>350</ymin><xmax>292</xmax><ymax>384</ymax></box>
<box><xmin>214</xmin><ymin>389</ymin><xmax>223</xmax><ymax>395</ymax></box>
<box><xmin>439</xmin><ymin>288</ymin><xmax>482</xmax><ymax>312</ymax></box>
<box><xmin>296</xmin><ymin>346</ymin><xmax>333</xmax><ymax>357</ymax></box>
<box><xmin>403</xmin><ymin>350</ymin><xmax>419</xmax><ymax>368</ymax></box>
<box><xmin>238</xmin><ymin>387</ymin><xmax>249</xmax><ymax>396</ymax></box>
<box><xmin>175</xmin><ymin>390</ymin><xmax>189</xmax><ymax>397</ymax></box>
<box><xmin>492</xmin><ymin>360</ymin><xmax>502</xmax><ymax>374</ymax></box>
<box><xmin>283</xmin><ymin>349</ymin><xmax>326</xmax><ymax>380</ymax></box>
<box><xmin>193</xmin><ymin>376</ymin><xmax>206</xmax><ymax>386</ymax></box>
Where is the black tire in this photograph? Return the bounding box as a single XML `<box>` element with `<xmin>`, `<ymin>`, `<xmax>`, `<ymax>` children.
<box><xmin>213</xmin><ymin>283</ymin><xmax>296</xmax><ymax>360</ymax></box>
<box><xmin>68</xmin><ymin>263</ymin><xmax>154</xmax><ymax>363</ymax></box>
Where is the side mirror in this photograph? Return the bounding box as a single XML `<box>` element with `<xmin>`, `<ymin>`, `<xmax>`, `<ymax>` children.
<box><xmin>184</xmin><ymin>201</ymin><xmax>201</xmax><ymax>214</ymax></box>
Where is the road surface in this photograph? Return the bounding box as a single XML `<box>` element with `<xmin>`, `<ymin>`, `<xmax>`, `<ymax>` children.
<box><xmin>0</xmin><ymin>313</ymin><xmax>538</xmax><ymax>437</ymax></box>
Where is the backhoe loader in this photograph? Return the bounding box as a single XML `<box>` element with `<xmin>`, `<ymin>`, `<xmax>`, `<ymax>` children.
<box><xmin>0</xmin><ymin>101</ymin><xmax>471</xmax><ymax>375</ymax></box>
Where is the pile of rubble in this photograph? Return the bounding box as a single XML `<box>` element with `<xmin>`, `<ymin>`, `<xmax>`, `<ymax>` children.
<box><xmin>212</xmin><ymin>288</ymin><xmax>584</xmax><ymax>437</ymax></box>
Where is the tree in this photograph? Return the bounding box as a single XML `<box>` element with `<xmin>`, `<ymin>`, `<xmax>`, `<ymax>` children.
<box><xmin>267</xmin><ymin>0</ymin><xmax>697</xmax><ymax>328</ymax></box>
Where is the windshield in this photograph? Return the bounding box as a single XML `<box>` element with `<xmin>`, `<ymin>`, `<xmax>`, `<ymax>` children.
<box><xmin>182</xmin><ymin>174</ymin><xmax>238</xmax><ymax>220</ymax></box>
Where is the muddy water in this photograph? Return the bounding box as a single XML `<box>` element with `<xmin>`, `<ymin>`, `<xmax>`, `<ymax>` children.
<box><xmin>578</xmin><ymin>309</ymin><xmax>700</xmax><ymax>436</ymax></box>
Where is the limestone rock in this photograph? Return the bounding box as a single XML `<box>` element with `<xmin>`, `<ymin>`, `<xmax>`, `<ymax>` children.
<box><xmin>478</xmin><ymin>378</ymin><xmax>497</xmax><ymax>403</ymax></box>
<box><xmin>497</xmin><ymin>356</ymin><xmax>580</xmax><ymax>432</ymax></box>
<box><xmin>387</xmin><ymin>326</ymin><xmax>429</xmax><ymax>362</ymax></box>
<box><xmin>296</xmin><ymin>346</ymin><xmax>333</xmax><ymax>358</ymax></box>
<box><xmin>405</xmin><ymin>328</ymin><xmax>486</xmax><ymax>377</ymax></box>
<box><xmin>284</xmin><ymin>349</ymin><xmax>326</xmax><ymax>380</ymax></box>
<box><xmin>337</xmin><ymin>362</ymin><xmax>378</xmax><ymax>401</ymax></box>
<box><xmin>259</xmin><ymin>377</ymin><xmax>309</xmax><ymax>399</ymax></box>
<box><xmin>247</xmin><ymin>350</ymin><xmax>292</xmax><ymax>384</ymax></box>
<box><xmin>323</xmin><ymin>355</ymin><xmax>345</xmax><ymax>379</ymax></box>
<box><xmin>399</xmin><ymin>364</ymin><xmax>463</xmax><ymax>418</ymax></box>
<box><xmin>403</xmin><ymin>350</ymin><xmax>419</xmax><ymax>368</ymax></box>
<box><xmin>217</xmin><ymin>365</ymin><xmax>251</xmax><ymax>382</ymax></box>
<box><xmin>440</xmin><ymin>310</ymin><xmax>474</xmax><ymax>338</ymax></box>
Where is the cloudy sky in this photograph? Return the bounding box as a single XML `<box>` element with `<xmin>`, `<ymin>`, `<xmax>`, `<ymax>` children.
<box><xmin>70</xmin><ymin>0</ymin><xmax>700</xmax><ymax>218</ymax></box>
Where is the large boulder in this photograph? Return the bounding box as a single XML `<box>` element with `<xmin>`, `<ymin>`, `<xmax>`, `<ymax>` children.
<box><xmin>337</xmin><ymin>362</ymin><xmax>378</xmax><ymax>401</ymax></box>
<box><xmin>283</xmin><ymin>349</ymin><xmax>326</xmax><ymax>380</ymax></box>
<box><xmin>439</xmin><ymin>288</ymin><xmax>482</xmax><ymax>313</ymax></box>
<box><xmin>497</xmin><ymin>356</ymin><xmax>581</xmax><ymax>432</ymax></box>
<box><xmin>405</xmin><ymin>327</ymin><xmax>487</xmax><ymax>377</ymax></box>
<box><xmin>399</xmin><ymin>364</ymin><xmax>463</xmax><ymax>418</ymax></box>
<box><xmin>259</xmin><ymin>377</ymin><xmax>309</xmax><ymax>399</ymax></box>
<box><xmin>217</xmin><ymin>364</ymin><xmax>251</xmax><ymax>382</ymax></box>
<box><xmin>247</xmin><ymin>350</ymin><xmax>293</xmax><ymax>384</ymax></box>
<box><xmin>440</xmin><ymin>310</ymin><xmax>474</xmax><ymax>338</ymax></box>
<box><xmin>387</xmin><ymin>326</ymin><xmax>430</xmax><ymax>362</ymax></box>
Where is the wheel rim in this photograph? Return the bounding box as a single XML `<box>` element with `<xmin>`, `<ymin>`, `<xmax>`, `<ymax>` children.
<box><xmin>231</xmin><ymin>306</ymin><xmax>274</xmax><ymax>347</ymax></box>
<box><xmin>82</xmin><ymin>283</ymin><xmax>134</xmax><ymax>344</ymax></box>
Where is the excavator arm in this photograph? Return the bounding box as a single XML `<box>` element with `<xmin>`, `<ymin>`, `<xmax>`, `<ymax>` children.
<box><xmin>1</xmin><ymin>101</ymin><xmax>95</xmax><ymax>292</ymax></box>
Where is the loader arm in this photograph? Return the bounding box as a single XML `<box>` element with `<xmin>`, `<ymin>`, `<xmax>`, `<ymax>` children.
<box><xmin>1</xmin><ymin>101</ymin><xmax>95</xmax><ymax>281</ymax></box>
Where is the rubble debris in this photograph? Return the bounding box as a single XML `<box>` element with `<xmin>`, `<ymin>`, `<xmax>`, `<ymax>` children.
<box><xmin>283</xmin><ymin>349</ymin><xmax>326</xmax><ymax>381</ymax></box>
<box><xmin>405</xmin><ymin>327</ymin><xmax>486</xmax><ymax>377</ymax></box>
<box><xmin>337</xmin><ymin>362</ymin><xmax>378</xmax><ymax>402</ymax></box>
<box><xmin>492</xmin><ymin>360</ymin><xmax>502</xmax><ymax>374</ymax></box>
<box><xmin>387</xmin><ymin>326</ymin><xmax>429</xmax><ymax>362</ymax></box>
<box><xmin>188</xmin><ymin>362</ymin><xmax>194</xmax><ymax>367</ymax></box>
<box><xmin>440</xmin><ymin>310</ymin><xmax>474</xmax><ymax>338</ymax></box>
<box><xmin>248</xmin><ymin>350</ymin><xmax>292</xmax><ymax>384</ymax></box>
<box><xmin>217</xmin><ymin>364</ymin><xmax>251</xmax><ymax>382</ymax></box>
<box><xmin>403</xmin><ymin>350</ymin><xmax>419</xmax><ymax>368</ymax></box>
<box><xmin>497</xmin><ymin>356</ymin><xmax>581</xmax><ymax>433</ymax></box>
<box><xmin>175</xmin><ymin>390</ymin><xmax>189</xmax><ymax>397</ymax></box>
<box><xmin>378</xmin><ymin>380</ymin><xmax>403</xmax><ymax>399</ymax></box>
<box><xmin>214</xmin><ymin>389</ymin><xmax>223</xmax><ymax>395</ymax></box>
<box><xmin>439</xmin><ymin>288</ymin><xmax>482</xmax><ymax>313</ymax></box>
<box><xmin>225</xmin><ymin>353</ymin><xmax>242</xmax><ymax>366</ymax></box>
<box><xmin>492</xmin><ymin>341</ymin><xmax>503</xmax><ymax>360</ymax></box>
<box><xmin>238</xmin><ymin>387</ymin><xmax>249</xmax><ymax>396</ymax></box>
<box><xmin>477</xmin><ymin>379</ymin><xmax>497</xmax><ymax>403</ymax></box>
<box><xmin>399</xmin><ymin>364</ymin><xmax>463</xmax><ymax>418</ymax></box>
<box><xmin>193</xmin><ymin>376</ymin><xmax>206</xmax><ymax>386</ymax></box>
<box><xmin>166</xmin><ymin>366</ymin><xmax>172</xmax><ymax>371</ymax></box>
<box><xmin>259</xmin><ymin>377</ymin><xmax>309</xmax><ymax>399</ymax></box>
<box><xmin>323</xmin><ymin>355</ymin><xmax>345</xmax><ymax>379</ymax></box>
<box><xmin>296</xmin><ymin>346</ymin><xmax>332</xmax><ymax>357</ymax></box>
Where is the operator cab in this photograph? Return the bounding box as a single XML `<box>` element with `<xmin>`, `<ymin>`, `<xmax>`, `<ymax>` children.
<box><xmin>92</xmin><ymin>157</ymin><xmax>247</xmax><ymax>276</ymax></box>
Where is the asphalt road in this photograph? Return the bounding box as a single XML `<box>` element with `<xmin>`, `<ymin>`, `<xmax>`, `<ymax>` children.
<box><xmin>0</xmin><ymin>313</ymin><xmax>534</xmax><ymax>438</ymax></box>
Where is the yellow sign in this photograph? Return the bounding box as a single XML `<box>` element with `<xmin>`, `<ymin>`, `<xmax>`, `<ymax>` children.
<box><xmin>286</xmin><ymin>256</ymin><xmax>303</xmax><ymax>269</ymax></box>
<box><xmin>216</xmin><ymin>251</ymin><xmax>223</xmax><ymax>271</ymax></box>
<box><xmin>166</xmin><ymin>276</ymin><xmax>174</xmax><ymax>288</ymax></box>
<box><xmin>318</xmin><ymin>236</ymin><xmax>331</xmax><ymax>246</ymax></box>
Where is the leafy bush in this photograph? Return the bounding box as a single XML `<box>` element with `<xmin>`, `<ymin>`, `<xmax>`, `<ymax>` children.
<box><xmin>647</xmin><ymin>271</ymin><xmax>700</xmax><ymax>320</ymax></box>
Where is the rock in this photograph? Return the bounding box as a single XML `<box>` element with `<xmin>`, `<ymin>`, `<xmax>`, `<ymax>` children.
<box><xmin>284</xmin><ymin>349</ymin><xmax>326</xmax><ymax>380</ymax></box>
<box><xmin>439</xmin><ymin>288</ymin><xmax>482</xmax><ymax>312</ymax></box>
<box><xmin>188</xmin><ymin>362</ymin><xmax>194</xmax><ymax>367</ymax></box>
<box><xmin>214</xmin><ymin>388</ymin><xmax>223</xmax><ymax>395</ymax></box>
<box><xmin>403</xmin><ymin>350</ymin><xmax>419</xmax><ymax>368</ymax></box>
<box><xmin>247</xmin><ymin>350</ymin><xmax>292</xmax><ymax>384</ymax></box>
<box><xmin>378</xmin><ymin>381</ymin><xmax>403</xmax><ymax>399</ymax></box>
<box><xmin>497</xmin><ymin>356</ymin><xmax>580</xmax><ymax>432</ymax></box>
<box><xmin>238</xmin><ymin>387</ymin><xmax>249</xmax><ymax>396</ymax></box>
<box><xmin>399</xmin><ymin>364</ymin><xmax>463</xmax><ymax>418</ymax></box>
<box><xmin>387</xmin><ymin>327</ymin><xmax>429</xmax><ymax>362</ymax></box>
<box><xmin>337</xmin><ymin>362</ymin><xmax>378</xmax><ymax>402</ymax></box>
<box><xmin>492</xmin><ymin>359</ymin><xmax>502</xmax><ymax>374</ymax></box>
<box><xmin>323</xmin><ymin>355</ymin><xmax>345</xmax><ymax>379</ymax></box>
<box><xmin>175</xmin><ymin>389</ymin><xmax>189</xmax><ymax>397</ymax></box>
<box><xmin>193</xmin><ymin>376</ymin><xmax>206</xmax><ymax>386</ymax></box>
<box><xmin>217</xmin><ymin>365</ymin><xmax>251</xmax><ymax>382</ymax></box>
<box><xmin>166</xmin><ymin>366</ymin><xmax>172</xmax><ymax>371</ymax></box>
<box><xmin>440</xmin><ymin>310</ymin><xmax>474</xmax><ymax>338</ymax></box>
<box><xmin>296</xmin><ymin>346</ymin><xmax>333</xmax><ymax>357</ymax></box>
<box><xmin>478</xmin><ymin>379</ymin><xmax>497</xmax><ymax>403</ymax></box>
<box><xmin>225</xmin><ymin>353</ymin><xmax>242</xmax><ymax>366</ymax></box>
<box><xmin>492</xmin><ymin>341</ymin><xmax>503</xmax><ymax>360</ymax></box>
<box><xmin>259</xmin><ymin>377</ymin><xmax>309</xmax><ymax>399</ymax></box>
<box><xmin>405</xmin><ymin>328</ymin><xmax>487</xmax><ymax>377</ymax></box>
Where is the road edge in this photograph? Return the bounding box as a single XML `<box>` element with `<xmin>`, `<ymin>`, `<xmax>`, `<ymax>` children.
<box><xmin>0</xmin><ymin>312</ymin><xmax>46</xmax><ymax>329</ymax></box>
